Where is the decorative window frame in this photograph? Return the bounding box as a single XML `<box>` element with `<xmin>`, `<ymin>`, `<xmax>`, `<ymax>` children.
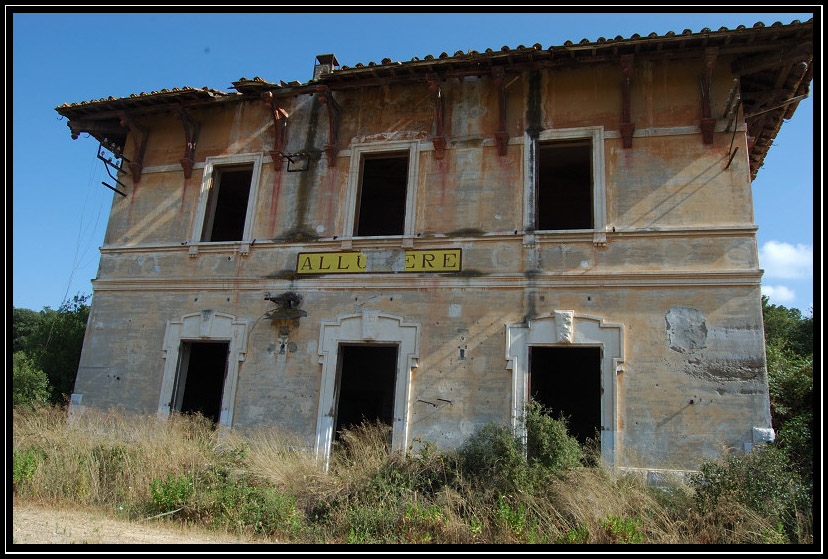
<box><xmin>505</xmin><ymin>311</ymin><xmax>624</xmax><ymax>466</ymax></box>
<box><xmin>341</xmin><ymin>140</ymin><xmax>421</xmax><ymax>246</ymax></box>
<box><xmin>523</xmin><ymin>126</ymin><xmax>608</xmax><ymax>245</ymax></box>
<box><xmin>315</xmin><ymin>310</ymin><xmax>420</xmax><ymax>467</ymax></box>
<box><xmin>189</xmin><ymin>153</ymin><xmax>264</xmax><ymax>252</ymax></box>
<box><xmin>157</xmin><ymin>310</ymin><xmax>249</xmax><ymax>428</ymax></box>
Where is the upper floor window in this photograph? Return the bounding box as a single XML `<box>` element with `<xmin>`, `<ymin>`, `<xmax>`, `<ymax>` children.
<box><xmin>191</xmin><ymin>154</ymin><xmax>263</xmax><ymax>244</ymax></box>
<box><xmin>355</xmin><ymin>152</ymin><xmax>409</xmax><ymax>236</ymax></box>
<box><xmin>536</xmin><ymin>139</ymin><xmax>593</xmax><ymax>230</ymax></box>
<box><xmin>524</xmin><ymin>126</ymin><xmax>606</xmax><ymax>237</ymax></box>
<box><xmin>344</xmin><ymin>140</ymin><xmax>420</xmax><ymax>240</ymax></box>
<box><xmin>201</xmin><ymin>165</ymin><xmax>254</xmax><ymax>242</ymax></box>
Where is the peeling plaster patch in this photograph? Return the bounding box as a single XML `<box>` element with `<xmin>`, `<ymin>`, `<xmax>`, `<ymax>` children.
<box><xmin>685</xmin><ymin>356</ymin><xmax>764</xmax><ymax>382</ymax></box>
<box><xmin>449</xmin><ymin>304</ymin><xmax>462</xmax><ymax>317</ymax></box>
<box><xmin>665</xmin><ymin>306</ymin><xmax>707</xmax><ymax>353</ymax></box>
<box><xmin>364</xmin><ymin>249</ymin><xmax>406</xmax><ymax>272</ymax></box>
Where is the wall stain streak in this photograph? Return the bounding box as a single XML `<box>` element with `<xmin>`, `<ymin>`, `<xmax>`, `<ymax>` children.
<box><xmin>295</xmin><ymin>96</ymin><xmax>322</xmax><ymax>233</ymax></box>
<box><xmin>269</xmin><ymin>169</ymin><xmax>284</xmax><ymax>238</ymax></box>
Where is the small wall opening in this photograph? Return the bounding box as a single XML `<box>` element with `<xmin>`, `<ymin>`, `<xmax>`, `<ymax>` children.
<box><xmin>202</xmin><ymin>166</ymin><xmax>253</xmax><ymax>242</ymax></box>
<box><xmin>334</xmin><ymin>344</ymin><xmax>398</xmax><ymax>440</ymax></box>
<box><xmin>536</xmin><ymin>139</ymin><xmax>593</xmax><ymax>230</ymax></box>
<box><xmin>174</xmin><ymin>341</ymin><xmax>230</xmax><ymax>424</ymax></box>
<box><xmin>529</xmin><ymin>345</ymin><xmax>602</xmax><ymax>444</ymax></box>
<box><xmin>354</xmin><ymin>153</ymin><xmax>408</xmax><ymax>236</ymax></box>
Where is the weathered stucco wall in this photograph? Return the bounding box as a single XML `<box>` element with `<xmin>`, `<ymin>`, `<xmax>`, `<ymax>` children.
<box><xmin>74</xmin><ymin>54</ymin><xmax>770</xmax><ymax>473</ymax></box>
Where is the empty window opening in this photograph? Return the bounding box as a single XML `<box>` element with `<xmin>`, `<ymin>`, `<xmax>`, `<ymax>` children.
<box><xmin>528</xmin><ymin>345</ymin><xmax>602</xmax><ymax>445</ymax></box>
<box><xmin>334</xmin><ymin>344</ymin><xmax>398</xmax><ymax>441</ymax></box>
<box><xmin>201</xmin><ymin>166</ymin><xmax>254</xmax><ymax>242</ymax></box>
<box><xmin>536</xmin><ymin>140</ymin><xmax>593</xmax><ymax>230</ymax></box>
<box><xmin>354</xmin><ymin>153</ymin><xmax>408</xmax><ymax>236</ymax></box>
<box><xmin>173</xmin><ymin>341</ymin><xmax>229</xmax><ymax>424</ymax></box>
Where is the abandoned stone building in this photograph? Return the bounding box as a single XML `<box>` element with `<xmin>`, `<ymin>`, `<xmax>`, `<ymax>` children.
<box><xmin>56</xmin><ymin>19</ymin><xmax>813</xmax><ymax>476</ymax></box>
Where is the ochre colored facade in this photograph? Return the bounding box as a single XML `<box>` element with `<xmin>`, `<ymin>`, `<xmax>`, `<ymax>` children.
<box><xmin>57</xmin><ymin>21</ymin><xmax>813</xmax><ymax>475</ymax></box>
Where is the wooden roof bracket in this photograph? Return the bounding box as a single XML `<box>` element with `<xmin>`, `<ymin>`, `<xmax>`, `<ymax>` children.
<box><xmin>427</xmin><ymin>73</ymin><xmax>447</xmax><ymax>159</ymax></box>
<box><xmin>492</xmin><ymin>67</ymin><xmax>508</xmax><ymax>155</ymax></box>
<box><xmin>700</xmin><ymin>47</ymin><xmax>719</xmax><ymax>145</ymax></box>
<box><xmin>172</xmin><ymin>105</ymin><xmax>200</xmax><ymax>179</ymax></box>
<box><xmin>316</xmin><ymin>85</ymin><xmax>340</xmax><ymax>167</ymax></box>
<box><xmin>117</xmin><ymin>111</ymin><xmax>148</xmax><ymax>183</ymax></box>
<box><xmin>620</xmin><ymin>54</ymin><xmax>635</xmax><ymax>149</ymax></box>
<box><xmin>262</xmin><ymin>91</ymin><xmax>289</xmax><ymax>171</ymax></box>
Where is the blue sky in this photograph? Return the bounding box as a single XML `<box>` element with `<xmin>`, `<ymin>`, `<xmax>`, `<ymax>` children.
<box><xmin>10</xmin><ymin>11</ymin><xmax>817</xmax><ymax>315</ymax></box>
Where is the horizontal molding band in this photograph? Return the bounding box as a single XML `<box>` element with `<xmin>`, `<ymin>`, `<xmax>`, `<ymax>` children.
<box><xmin>99</xmin><ymin>225</ymin><xmax>760</xmax><ymax>254</ymax></box>
<box><xmin>90</xmin><ymin>270</ymin><xmax>763</xmax><ymax>293</ymax></box>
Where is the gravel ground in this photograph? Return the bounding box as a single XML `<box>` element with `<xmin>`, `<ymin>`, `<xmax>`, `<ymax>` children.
<box><xmin>10</xmin><ymin>502</ymin><xmax>277</xmax><ymax>546</ymax></box>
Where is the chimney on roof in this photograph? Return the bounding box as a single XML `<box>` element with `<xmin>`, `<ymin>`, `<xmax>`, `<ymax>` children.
<box><xmin>314</xmin><ymin>54</ymin><xmax>340</xmax><ymax>80</ymax></box>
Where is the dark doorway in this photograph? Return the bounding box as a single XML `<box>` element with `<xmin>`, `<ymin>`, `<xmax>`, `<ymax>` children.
<box><xmin>528</xmin><ymin>345</ymin><xmax>602</xmax><ymax>444</ymax></box>
<box><xmin>334</xmin><ymin>344</ymin><xmax>398</xmax><ymax>439</ymax></box>
<box><xmin>175</xmin><ymin>341</ymin><xmax>229</xmax><ymax>424</ymax></box>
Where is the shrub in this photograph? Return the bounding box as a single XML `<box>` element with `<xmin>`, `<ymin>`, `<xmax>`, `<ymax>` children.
<box><xmin>13</xmin><ymin>448</ymin><xmax>43</xmax><ymax>489</ymax></box>
<box><xmin>524</xmin><ymin>400</ymin><xmax>583</xmax><ymax>473</ymax></box>
<box><xmin>598</xmin><ymin>515</ymin><xmax>643</xmax><ymax>544</ymax></box>
<box><xmin>455</xmin><ymin>423</ymin><xmax>528</xmax><ymax>492</ymax></box>
<box><xmin>690</xmin><ymin>444</ymin><xmax>811</xmax><ymax>543</ymax></box>
<box><xmin>149</xmin><ymin>473</ymin><xmax>193</xmax><ymax>513</ymax></box>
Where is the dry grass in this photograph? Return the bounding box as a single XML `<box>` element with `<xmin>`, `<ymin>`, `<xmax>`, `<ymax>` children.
<box><xmin>12</xmin><ymin>405</ymin><xmax>802</xmax><ymax>545</ymax></box>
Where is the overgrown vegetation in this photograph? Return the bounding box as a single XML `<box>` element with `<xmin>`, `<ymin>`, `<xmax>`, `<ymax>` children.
<box><xmin>11</xmin><ymin>401</ymin><xmax>812</xmax><ymax>545</ymax></box>
<box><xmin>11</xmin><ymin>295</ymin><xmax>813</xmax><ymax>544</ymax></box>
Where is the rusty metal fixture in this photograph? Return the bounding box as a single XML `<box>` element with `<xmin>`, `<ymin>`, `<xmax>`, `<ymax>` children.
<box><xmin>264</xmin><ymin>292</ymin><xmax>307</xmax><ymax>321</ymax></box>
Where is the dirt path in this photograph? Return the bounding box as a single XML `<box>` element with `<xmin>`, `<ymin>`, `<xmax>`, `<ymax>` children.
<box><xmin>11</xmin><ymin>502</ymin><xmax>278</xmax><ymax>545</ymax></box>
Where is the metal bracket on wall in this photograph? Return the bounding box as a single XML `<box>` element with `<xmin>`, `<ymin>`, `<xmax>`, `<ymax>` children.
<box><xmin>96</xmin><ymin>141</ymin><xmax>127</xmax><ymax>196</ymax></box>
<box><xmin>279</xmin><ymin>150</ymin><xmax>318</xmax><ymax>172</ymax></box>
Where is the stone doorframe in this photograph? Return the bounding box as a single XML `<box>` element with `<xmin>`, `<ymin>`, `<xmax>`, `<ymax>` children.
<box><xmin>157</xmin><ymin>310</ymin><xmax>249</xmax><ymax>427</ymax></box>
<box><xmin>505</xmin><ymin>311</ymin><xmax>625</xmax><ymax>466</ymax></box>
<box><xmin>315</xmin><ymin>310</ymin><xmax>420</xmax><ymax>466</ymax></box>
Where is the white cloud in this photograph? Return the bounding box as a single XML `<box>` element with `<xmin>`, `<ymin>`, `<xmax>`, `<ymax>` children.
<box><xmin>758</xmin><ymin>241</ymin><xmax>813</xmax><ymax>279</ymax></box>
<box><xmin>762</xmin><ymin>284</ymin><xmax>796</xmax><ymax>305</ymax></box>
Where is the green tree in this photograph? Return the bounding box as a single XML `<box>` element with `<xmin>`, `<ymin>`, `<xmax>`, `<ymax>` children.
<box><xmin>762</xmin><ymin>296</ymin><xmax>813</xmax><ymax>357</ymax></box>
<box><xmin>12</xmin><ymin>293</ymin><xmax>91</xmax><ymax>404</ymax></box>
<box><xmin>12</xmin><ymin>351</ymin><xmax>51</xmax><ymax>407</ymax></box>
<box><xmin>761</xmin><ymin>296</ymin><xmax>813</xmax><ymax>484</ymax></box>
<box><xmin>12</xmin><ymin>307</ymin><xmax>41</xmax><ymax>353</ymax></box>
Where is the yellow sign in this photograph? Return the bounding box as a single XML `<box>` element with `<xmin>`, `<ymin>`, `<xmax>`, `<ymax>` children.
<box><xmin>296</xmin><ymin>249</ymin><xmax>462</xmax><ymax>274</ymax></box>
